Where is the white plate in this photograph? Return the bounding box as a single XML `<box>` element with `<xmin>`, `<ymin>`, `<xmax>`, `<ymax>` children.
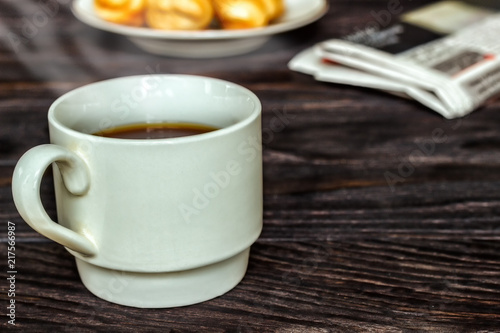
<box><xmin>72</xmin><ymin>0</ymin><xmax>328</xmax><ymax>58</ymax></box>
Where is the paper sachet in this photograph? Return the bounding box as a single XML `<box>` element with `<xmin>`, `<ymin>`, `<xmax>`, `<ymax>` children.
<box><xmin>289</xmin><ymin>2</ymin><xmax>500</xmax><ymax>119</ymax></box>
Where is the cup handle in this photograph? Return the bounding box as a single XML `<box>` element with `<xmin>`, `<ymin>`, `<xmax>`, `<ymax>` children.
<box><xmin>12</xmin><ymin>144</ymin><xmax>97</xmax><ymax>256</ymax></box>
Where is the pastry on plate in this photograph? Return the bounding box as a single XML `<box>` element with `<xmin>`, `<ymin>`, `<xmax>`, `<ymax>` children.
<box><xmin>146</xmin><ymin>0</ymin><xmax>214</xmax><ymax>30</ymax></box>
<box><xmin>94</xmin><ymin>0</ymin><xmax>146</xmax><ymax>26</ymax></box>
<box><xmin>212</xmin><ymin>0</ymin><xmax>269</xmax><ymax>29</ymax></box>
<box><xmin>260</xmin><ymin>0</ymin><xmax>284</xmax><ymax>21</ymax></box>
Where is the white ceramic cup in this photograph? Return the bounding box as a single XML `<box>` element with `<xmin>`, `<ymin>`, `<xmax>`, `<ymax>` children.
<box><xmin>12</xmin><ymin>75</ymin><xmax>263</xmax><ymax>308</ymax></box>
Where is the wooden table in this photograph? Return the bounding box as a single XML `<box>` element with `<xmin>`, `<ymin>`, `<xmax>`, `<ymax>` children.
<box><xmin>2</xmin><ymin>0</ymin><xmax>500</xmax><ymax>331</ymax></box>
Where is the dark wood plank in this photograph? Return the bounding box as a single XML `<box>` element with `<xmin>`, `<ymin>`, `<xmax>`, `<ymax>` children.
<box><xmin>1</xmin><ymin>241</ymin><xmax>499</xmax><ymax>332</ymax></box>
<box><xmin>4</xmin><ymin>171</ymin><xmax>500</xmax><ymax>241</ymax></box>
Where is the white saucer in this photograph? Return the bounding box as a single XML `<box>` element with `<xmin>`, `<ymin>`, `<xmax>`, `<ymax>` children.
<box><xmin>71</xmin><ymin>0</ymin><xmax>328</xmax><ymax>58</ymax></box>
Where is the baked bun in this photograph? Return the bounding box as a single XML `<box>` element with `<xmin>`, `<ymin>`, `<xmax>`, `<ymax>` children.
<box><xmin>94</xmin><ymin>0</ymin><xmax>146</xmax><ymax>26</ymax></box>
<box><xmin>260</xmin><ymin>0</ymin><xmax>284</xmax><ymax>21</ymax></box>
<box><xmin>146</xmin><ymin>0</ymin><xmax>214</xmax><ymax>30</ymax></box>
<box><xmin>212</xmin><ymin>0</ymin><xmax>269</xmax><ymax>29</ymax></box>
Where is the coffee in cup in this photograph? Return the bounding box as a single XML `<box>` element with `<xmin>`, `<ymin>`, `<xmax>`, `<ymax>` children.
<box><xmin>12</xmin><ymin>75</ymin><xmax>263</xmax><ymax>308</ymax></box>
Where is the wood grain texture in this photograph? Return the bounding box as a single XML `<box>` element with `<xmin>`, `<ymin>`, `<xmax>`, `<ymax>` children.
<box><xmin>1</xmin><ymin>241</ymin><xmax>499</xmax><ymax>332</ymax></box>
<box><xmin>1</xmin><ymin>0</ymin><xmax>500</xmax><ymax>331</ymax></box>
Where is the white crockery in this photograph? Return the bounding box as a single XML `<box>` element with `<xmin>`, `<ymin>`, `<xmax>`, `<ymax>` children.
<box><xmin>12</xmin><ymin>75</ymin><xmax>263</xmax><ymax>308</ymax></box>
<box><xmin>71</xmin><ymin>0</ymin><xmax>329</xmax><ymax>58</ymax></box>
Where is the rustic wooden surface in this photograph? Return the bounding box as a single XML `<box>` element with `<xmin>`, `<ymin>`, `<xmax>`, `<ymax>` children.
<box><xmin>2</xmin><ymin>0</ymin><xmax>500</xmax><ymax>332</ymax></box>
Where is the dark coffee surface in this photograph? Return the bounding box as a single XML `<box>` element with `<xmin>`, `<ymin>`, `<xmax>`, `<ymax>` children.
<box><xmin>93</xmin><ymin>123</ymin><xmax>219</xmax><ymax>139</ymax></box>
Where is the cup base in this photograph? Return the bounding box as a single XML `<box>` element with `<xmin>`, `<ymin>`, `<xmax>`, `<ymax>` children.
<box><xmin>75</xmin><ymin>248</ymin><xmax>250</xmax><ymax>308</ymax></box>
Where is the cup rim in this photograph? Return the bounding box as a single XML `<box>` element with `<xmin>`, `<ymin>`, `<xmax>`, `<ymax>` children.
<box><xmin>48</xmin><ymin>74</ymin><xmax>262</xmax><ymax>144</ymax></box>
